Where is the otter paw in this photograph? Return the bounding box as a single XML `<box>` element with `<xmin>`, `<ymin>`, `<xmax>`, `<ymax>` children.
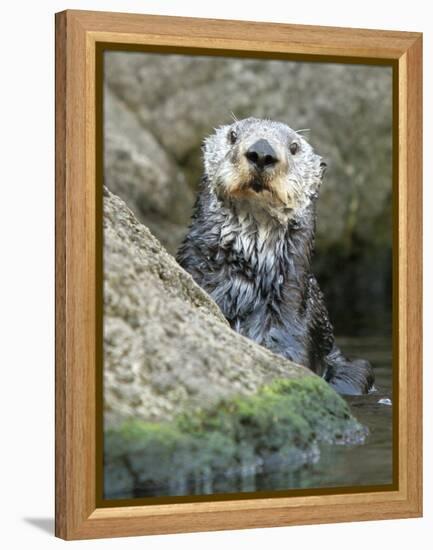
<box><xmin>326</xmin><ymin>358</ymin><xmax>374</xmax><ymax>396</ymax></box>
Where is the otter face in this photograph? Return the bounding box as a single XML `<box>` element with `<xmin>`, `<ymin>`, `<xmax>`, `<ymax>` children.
<box><xmin>203</xmin><ymin>117</ymin><xmax>326</xmax><ymax>222</ymax></box>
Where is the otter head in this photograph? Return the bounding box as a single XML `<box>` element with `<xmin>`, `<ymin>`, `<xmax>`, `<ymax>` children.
<box><xmin>203</xmin><ymin>117</ymin><xmax>326</xmax><ymax>223</ymax></box>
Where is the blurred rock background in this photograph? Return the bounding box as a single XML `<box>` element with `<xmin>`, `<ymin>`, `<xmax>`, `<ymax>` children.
<box><xmin>104</xmin><ymin>51</ymin><xmax>393</xmax><ymax>335</ymax></box>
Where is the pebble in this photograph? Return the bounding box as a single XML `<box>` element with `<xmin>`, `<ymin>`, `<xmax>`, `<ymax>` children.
<box><xmin>378</xmin><ymin>398</ymin><xmax>392</xmax><ymax>406</ymax></box>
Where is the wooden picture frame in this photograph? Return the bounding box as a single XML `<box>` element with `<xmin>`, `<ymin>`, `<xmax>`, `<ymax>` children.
<box><xmin>55</xmin><ymin>9</ymin><xmax>422</xmax><ymax>540</ymax></box>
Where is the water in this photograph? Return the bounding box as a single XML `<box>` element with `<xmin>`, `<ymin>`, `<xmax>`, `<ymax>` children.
<box><xmin>123</xmin><ymin>336</ymin><xmax>393</xmax><ymax>498</ymax></box>
<box><xmin>253</xmin><ymin>335</ymin><xmax>394</xmax><ymax>491</ymax></box>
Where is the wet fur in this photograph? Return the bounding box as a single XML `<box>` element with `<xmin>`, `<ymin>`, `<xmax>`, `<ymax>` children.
<box><xmin>177</xmin><ymin>118</ymin><xmax>374</xmax><ymax>395</ymax></box>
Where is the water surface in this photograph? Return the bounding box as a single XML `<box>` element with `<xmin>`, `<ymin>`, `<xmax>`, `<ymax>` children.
<box><xmin>251</xmin><ymin>335</ymin><xmax>393</xmax><ymax>492</ymax></box>
<box><xmin>127</xmin><ymin>335</ymin><xmax>393</xmax><ymax>498</ymax></box>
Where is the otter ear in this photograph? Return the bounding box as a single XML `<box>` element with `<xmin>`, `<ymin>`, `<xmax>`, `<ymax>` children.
<box><xmin>318</xmin><ymin>157</ymin><xmax>327</xmax><ymax>180</ymax></box>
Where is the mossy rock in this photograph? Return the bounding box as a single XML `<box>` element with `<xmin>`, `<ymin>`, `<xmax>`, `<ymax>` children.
<box><xmin>105</xmin><ymin>377</ymin><xmax>366</xmax><ymax>499</ymax></box>
<box><xmin>103</xmin><ymin>188</ymin><xmax>320</xmax><ymax>426</ymax></box>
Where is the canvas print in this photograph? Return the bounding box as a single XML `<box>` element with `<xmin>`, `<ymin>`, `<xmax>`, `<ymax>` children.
<box><xmin>102</xmin><ymin>50</ymin><xmax>393</xmax><ymax>500</ymax></box>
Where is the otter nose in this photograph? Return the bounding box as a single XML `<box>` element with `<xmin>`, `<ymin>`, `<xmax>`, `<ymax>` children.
<box><xmin>245</xmin><ymin>139</ymin><xmax>278</xmax><ymax>170</ymax></box>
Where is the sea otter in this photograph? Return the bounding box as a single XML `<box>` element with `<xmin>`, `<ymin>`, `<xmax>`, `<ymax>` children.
<box><xmin>176</xmin><ymin>117</ymin><xmax>374</xmax><ymax>395</ymax></box>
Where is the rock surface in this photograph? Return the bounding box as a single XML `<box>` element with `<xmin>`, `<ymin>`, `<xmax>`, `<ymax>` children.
<box><xmin>104</xmin><ymin>187</ymin><xmax>314</xmax><ymax>426</ymax></box>
<box><xmin>103</xmin><ymin>188</ymin><xmax>366</xmax><ymax>499</ymax></box>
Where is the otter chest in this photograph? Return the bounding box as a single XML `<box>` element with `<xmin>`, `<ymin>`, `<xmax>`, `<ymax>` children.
<box><xmin>206</xmin><ymin>222</ymin><xmax>311</xmax><ymax>365</ymax></box>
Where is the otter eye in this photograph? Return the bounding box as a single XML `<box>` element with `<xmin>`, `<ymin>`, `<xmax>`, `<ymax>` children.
<box><xmin>289</xmin><ymin>142</ymin><xmax>299</xmax><ymax>155</ymax></box>
<box><xmin>229</xmin><ymin>129</ymin><xmax>237</xmax><ymax>144</ymax></box>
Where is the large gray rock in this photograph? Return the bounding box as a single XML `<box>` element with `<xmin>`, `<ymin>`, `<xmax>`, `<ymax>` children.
<box><xmin>103</xmin><ymin>188</ymin><xmax>367</xmax><ymax>499</ymax></box>
<box><xmin>103</xmin><ymin>88</ymin><xmax>194</xmax><ymax>254</ymax></box>
<box><xmin>103</xmin><ymin>187</ymin><xmax>313</xmax><ymax>426</ymax></box>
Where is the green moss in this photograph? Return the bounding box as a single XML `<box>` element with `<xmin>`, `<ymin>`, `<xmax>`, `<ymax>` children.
<box><xmin>104</xmin><ymin>376</ymin><xmax>366</xmax><ymax>499</ymax></box>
